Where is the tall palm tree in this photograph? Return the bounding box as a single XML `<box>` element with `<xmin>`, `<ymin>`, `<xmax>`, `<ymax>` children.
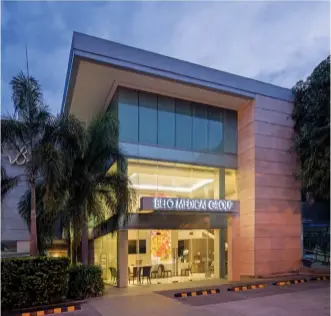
<box><xmin>63</xmin><ymin>112</ymin><xmax>136</xmax><ymax>264</ymax></box>
<box><xmin>1</xmin><ymin>166</ymin><xmax>19</xmax><ymax>201</ymax></box>
<box><xmin>1</xmin><ymin>72</ymin><xmax>83</xmax><ymax>256</ymax></box>
<box><xmin>18</xmin><ymin>182</ymin><xmax>59</xmax><ymax>255</ymax></box>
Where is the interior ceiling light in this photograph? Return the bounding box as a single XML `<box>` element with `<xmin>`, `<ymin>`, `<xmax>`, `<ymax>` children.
<box><xmin>129</xmin><ymin>173</ymin><xmax>214</xmax><ymax>193</ymax></box>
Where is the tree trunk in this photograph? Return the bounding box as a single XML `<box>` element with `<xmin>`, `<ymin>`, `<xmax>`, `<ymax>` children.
<box><xmin>67</xmin><ymin>229</ymin><xmax>71</xmax><ymax>263</ymax></box>
<box><xmin>81</xmin><ymin>206</ymin><xmax>88</xmax><ymax>265</ymax></box>
<box><xmin>30</xmin><ymin>181</ymin><xmax>38</xmax><ymax>256</ymax></box>
<box><xmin>72</xmin><ymin>227</ymin><xmax>77</xmax><ymax>265</ymax></box>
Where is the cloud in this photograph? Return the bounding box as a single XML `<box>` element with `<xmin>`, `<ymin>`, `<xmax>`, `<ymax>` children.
<box><xmin>1</xmin><ymin>1</ymin><xmax>330</xmax><ymax>115</ymax></box>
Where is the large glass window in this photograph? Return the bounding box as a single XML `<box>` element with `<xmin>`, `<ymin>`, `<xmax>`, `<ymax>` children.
<box><xmin>127</xmin><ymin>229</ymin><xmax>221</xmax><ymax>286</ymax></box>
<box><xmin>94</xmin><ymin>233</ymin><xmax>118</xmax><ymax>286</ymax></box>
<box><xmin>118</xmin><ymin>88</ymin><xmax>138</xmax><ymax>142</ymax></box>
<box><xmin>225</xmin><ymin>169</ymin><xmax>238</xmax><ymax>200</ymax></box>
<box><xmin>224</xmin><ymin>110</ymin><xmax>237</xmax><ymax>153</ymax></box>
<box><xmin>139</xmin><ymin>92</ymin><xmax>157</xmax><ymax>145</ymax></box>
<box><xmin>127</xmin><ymin>159</ymin><xmax>220</xmax><ymax>213</ymax></box>
<box><xmin>157</xmin><ymin>96</ymin><xmax>175</xmax><ymax>147</ymax></box>
<box><xmin>192</xmin><ymin>103</ymin><xmax>208</xmax><ymax>152</ymax></box>
<box><xmin>113</xmin><ymin>87</ymin><xmax>236</xmax><ymax>154</ymax></box>
<box><xmin>175</xmin><ymin>100</ymin><xmax>192</xmax><ymax>150</ymax></box>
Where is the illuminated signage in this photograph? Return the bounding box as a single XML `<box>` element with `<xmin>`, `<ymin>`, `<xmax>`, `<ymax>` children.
<box><xmin>140</xmin><ymin>197</ymin><xmax>235</xmax><ymax>212</ymax></box>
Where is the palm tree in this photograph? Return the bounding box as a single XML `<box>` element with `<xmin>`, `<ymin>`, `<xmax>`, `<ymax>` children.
<box><xmin>18</xmin><ymin>182</ymin><xmax>59</xmax><ymax>255</ymax></box>
<box><xmin>62</xmin><ymin>112</ymin><xmax>136</xmax><ymax>264</ymax></box>
<box><xmin>1</xmin><ymin>72</ymin><xmax>83</xmax><ymax>256</ymax></box>
<box><xmin>1</xmin><ymin>166</ymin><xmax>19</xmax><ymax>201</ymax></box>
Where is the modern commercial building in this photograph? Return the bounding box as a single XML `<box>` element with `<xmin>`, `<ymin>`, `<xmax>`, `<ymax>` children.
<box><xmin>5</xmin><ymin>31</ymin><xmax>301</xmax><ymax>286</ymax></box>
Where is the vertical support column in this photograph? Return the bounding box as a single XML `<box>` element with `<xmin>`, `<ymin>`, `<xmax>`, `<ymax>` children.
<box><xmin>172</xmin><ymin>230</ymin><xmax>178</xmax><ymax>276</ymax></box>
<box><xmin>227</xmin><ymin>214</ymin><xmax>240</xmax><ymax>281</ymax></box>
<box><xmin>220</xmin><ymin>229</ymin><xmax>226</xmax><ymax>278</ymax></box>
<box><xmin>219</xmin><ymin>168</ymin><xmax>225</xmax><ymax>199</ymax></box>
<box><xmin>214</xmin><ymin>229</ymin><xmax>220</xmax><ymax>278</ymax></box>
<box><xmin>117</xmin><ymin>229</ymin><xmax>128</xmax><ymax>288</ymax></box>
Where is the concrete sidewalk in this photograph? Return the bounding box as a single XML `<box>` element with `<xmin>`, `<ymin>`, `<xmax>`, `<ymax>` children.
<box><xmin>80</xmin><ymin>281</ymin><xmax>329</xmax><ymax>316</ymax></box>
<box><xmin>102</xmin><ymin>274</ymin><xmax>325</xmax><ymax>297</ymax></box>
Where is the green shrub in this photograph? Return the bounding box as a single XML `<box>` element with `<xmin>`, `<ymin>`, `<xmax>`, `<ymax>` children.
<box><xmin>68</xmin><ymin>264</ymin><xmax>104</xmax><ymax>299</ymax></box>
<box><xmin>1</xmin><ymin>256</ymin><xmax>69</xmax><ymax>310</ymax></box>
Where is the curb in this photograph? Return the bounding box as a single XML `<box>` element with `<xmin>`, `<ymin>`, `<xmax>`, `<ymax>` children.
<box><xmin>310</xmin><ymin>276</ymin><xmax>330</xmax><ymax>281</ymax></box>
<box><xmin>174</xmin><ymin>288</ymin><xmax>220</xmax><ymax>298</ymax></box>
<box><xmin>227</xmin><ymin>283</ymin><xmax>266</xmax><ymax>292</ymax></box>
<box><xmin>273</xmin><ymin>279</ymin><xmax>307</xmax><ymax>286</ymax></box>
<box><xmin>273</xmin><ymin>276</ymin><xmax>330</xmax><ymax>286</ymax></box>
<box><xmin>18</xmin><ymin>305</ymin><xmax>81</xmax><ymax>316</ymax></box>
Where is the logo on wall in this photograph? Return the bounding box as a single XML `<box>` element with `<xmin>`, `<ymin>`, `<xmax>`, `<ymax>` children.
<box><xmin>6</xmin><ymin>147</ymin><xmax>29</xmax><ymax>165</ymax></box>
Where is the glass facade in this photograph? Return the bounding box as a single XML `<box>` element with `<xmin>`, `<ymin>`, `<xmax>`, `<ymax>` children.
<box><xmin>97</xmin><ymin>86</ymin><xmax>239</xmax><ymax>287</ymax></box>
<box><xmin>127</xmin><ymin>159</ymin><xmax>232</xmax><ymax>213</ymax></box>
<box><xmin>94</xmin><ymin>233</ymin><xmax>118</xmax><ymax>285</ymax></box>
<box><xmin>110</xmin><ymin>87</ymin><xmax>237</xmax><ymax>154</ymax></box>
<box><xmin>127</xmin><ymin>228</ymin><xmax>226</xmax><ymax>286</ymax></box>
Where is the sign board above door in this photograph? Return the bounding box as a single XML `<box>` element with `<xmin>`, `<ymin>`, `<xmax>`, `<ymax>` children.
<box><xmin>140</xmin><ymin>197</ymin><xmax>236</xmax><ymax>213</ymax></box>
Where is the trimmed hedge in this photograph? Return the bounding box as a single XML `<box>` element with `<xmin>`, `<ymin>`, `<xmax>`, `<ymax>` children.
<box><xmin>68</xmin><ymin>264</ymin><xmax>104</xmax><ymax>299</ymax></box>
<box><xmin>1</xmin><ymin>256</ymin><xmax>69</xmax><ymax>310</ymax></box>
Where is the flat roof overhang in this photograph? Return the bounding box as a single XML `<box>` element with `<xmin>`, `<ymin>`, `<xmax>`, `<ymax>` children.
<box><xmin>92</xmin><ymin>212</ymin><xmax>232</xmax><ymax>240</ymax></box>
<box><xmin>62</xmin><ymin>32</ymin><xmax>293</xmax><ymax>122</ymax></box>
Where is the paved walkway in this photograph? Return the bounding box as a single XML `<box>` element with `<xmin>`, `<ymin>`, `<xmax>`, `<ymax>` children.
<box><xmin>70</xmin><ymin>280</ymin><xmax>329</xmax><ymax>316</ymax></box>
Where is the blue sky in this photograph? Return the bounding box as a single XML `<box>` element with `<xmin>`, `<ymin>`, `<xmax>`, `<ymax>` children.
<box><xmin>1</xmin><ymin>1</ymin><xmax>330</xmax><ymax>115</ymax></box>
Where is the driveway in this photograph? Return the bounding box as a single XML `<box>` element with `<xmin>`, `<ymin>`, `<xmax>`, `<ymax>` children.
<box><xmin>67</xmin><ymin>281</ymin><xmax>330</xmax><ymax>316</ymax></box>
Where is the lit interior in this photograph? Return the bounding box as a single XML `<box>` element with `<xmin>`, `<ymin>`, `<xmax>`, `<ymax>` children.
<box><xmin>126</xmin><ymin>159</ymin><xmax>238</xmax><ymax>213</ymax></box>
<box><xmin>129</xmin><ymin>173</ymin><xmax>214</xmax><ymax>193</ymax></box>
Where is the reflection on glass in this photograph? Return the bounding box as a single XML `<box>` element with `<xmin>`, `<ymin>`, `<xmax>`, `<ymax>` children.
<box><xmin>158</xmin><ymin>96</ymin><xmax>175</xmax><ymax>147</ymax></box>
<box><xmin>139</xmin><ymin>92</ymin><xmax>157</xmax><ymax>145</ymax></box>
<box><xmin>192</xmin><ymin>103</ymin><xmax>208</xmax><ymax>152</ymax></box>
<box><xmin>118</xmin><ymin>88</ymin><xmax>138</xmax><ymax>142</ymax></box>
<box><xmin>94</xmin><ymin>233</ymin><xmax>118</xmax><ymax>286</ymax></box>
<box><xmin>114</xmin><ymin>87</ymin><xmax>237</xmax><ymax>155</ymax></box>
<box><xmin>208</xmin><ymin>106</ymin><xmax>223</xmax><ymax>152</ymax></box>
<box><xmin>175</xmin><ymin>99</ymin><xmax>192</xmax><ymax>150</ymax></box>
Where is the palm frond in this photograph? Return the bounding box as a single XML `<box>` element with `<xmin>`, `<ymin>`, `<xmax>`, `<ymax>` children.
<box><xmin>10</xmin><ymin>72</ymin><xmax>43</xmax><ymax>119</ymax></box>
<box><xmin>1</xmin><ymin>166</ymin><xmax>20</xmax><ymax>201</ymax></box>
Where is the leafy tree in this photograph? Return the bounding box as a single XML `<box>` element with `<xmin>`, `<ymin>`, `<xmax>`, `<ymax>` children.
<box><xmin>61</xmin><ymin>112</ymin><xmax>136</xmax><ymax>264</ymax></box>
<box><xmin>291</xmin><ymin>56</ymin><xmax>330</xmax><ymax>201</ymax></box>
<box><xmin>1</xmin><ymin>72</ymin><xmax>82</xmax><ymax>256</ymax></box>
<box><xmin>1</xmin><ymin>166</ymin><xmax>19</xmax><ymax>201</ymax></box>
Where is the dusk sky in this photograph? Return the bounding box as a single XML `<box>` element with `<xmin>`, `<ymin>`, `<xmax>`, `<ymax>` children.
<box><xmin>1</xmin><ymin>1</ymin><xmax>330</xmax><ymax>115</ymax></box>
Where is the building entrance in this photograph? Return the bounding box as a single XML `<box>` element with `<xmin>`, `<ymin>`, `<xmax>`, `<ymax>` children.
<box><xmin>127</xmin><ymin>229</ymin><xmax>223</xmax><ymax>286</ymax></box>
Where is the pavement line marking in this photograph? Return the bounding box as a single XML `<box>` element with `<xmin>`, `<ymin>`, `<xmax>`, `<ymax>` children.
<box><xmin>53</xmin><ymin>308</ymin><xmax>62</xmax><ymax>314</ymax></box>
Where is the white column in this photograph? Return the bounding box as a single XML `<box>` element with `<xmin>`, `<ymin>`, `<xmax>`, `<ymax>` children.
<box><xmin>117</xmin><ymin>230</ymin><xmax>128</xmax><ymax>288</ymax></box>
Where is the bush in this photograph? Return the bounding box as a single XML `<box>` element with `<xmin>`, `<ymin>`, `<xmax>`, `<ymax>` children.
<box><xmin>68</xmin><ymin>264</ymin><xmax>104</xmax><ymax>299</ymax></box>
<box><xmin>1</xmin><ymin>257</ymin><xmax>69</xmax><ymax>310</ymax></box>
